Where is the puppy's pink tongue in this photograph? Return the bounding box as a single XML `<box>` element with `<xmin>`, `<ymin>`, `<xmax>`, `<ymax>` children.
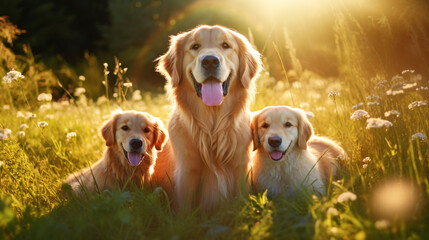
<box><xmin>270</xmin><ymin>151</ymin><xmax>283</xmax><ymax>160</ymax></box>
<box><xmin>127</xmin><ymin>152</ymin><xmax>142</xmax><ymax>166</ymax></box>
<box><xmin>201</xmin><ymin>81</ymin><xmax>223</xmax><ymax>106</ymax></box>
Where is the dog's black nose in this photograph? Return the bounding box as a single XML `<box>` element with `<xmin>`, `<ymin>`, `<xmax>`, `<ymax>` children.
<box><xmin>129</xmin><ymin>138</ymin><xmax>143</xmax><ymax>150</ymax></box>
<box><xmin>268</xmin><ymin>136</ymin><xmax>282</xmax><ymax>148</ymax></box>
<box><xmin>201</xmin><ymin>55</ymin><xmax>220</xmax><ymax>71</ymax></box>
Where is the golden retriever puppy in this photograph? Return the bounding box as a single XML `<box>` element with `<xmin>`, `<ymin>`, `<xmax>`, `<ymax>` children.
<box><xmin>156</xmin><ymin>25</ymin><xmax>262</xmax><ymax>211</ymax></box>
<box><xmin>251</xmin><ymin>106</ymin><xmax>344</xmax><ymax>198</ymax></box>
<box><xmin>65</xmin><ymin>110</ymin><xmax>168</xmax><ymax>196</ymax></box>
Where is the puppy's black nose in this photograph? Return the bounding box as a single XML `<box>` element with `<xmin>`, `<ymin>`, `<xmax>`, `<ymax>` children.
<box><xmin>201</xmin><ymin>55</ymin><xmax>220</xmax><ymax>71</ymax></box>
<box><xmin>129</xmin><ymin>138</ymin><xmax>143</xmax><ymax>150</ymax></box>
<box><xmin>268</xmin><ymin>136</ymin><xmax>282</xmax><ymax>148</ymax></box>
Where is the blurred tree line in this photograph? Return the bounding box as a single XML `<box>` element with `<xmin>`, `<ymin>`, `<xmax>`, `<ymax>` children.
<box><xmin>1</xmin><ymin>0</ymin><xmax>429</xmax><ymax>96</ymax></box>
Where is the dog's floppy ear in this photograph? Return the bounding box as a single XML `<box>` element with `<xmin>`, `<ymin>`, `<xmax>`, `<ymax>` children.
<box><xmin>156</xmin><ymin>32</ymin><xmax>189</xmax><ymax>88</ymax></box>
<box><xmin>233</xmin><ymin>30</ymin><xmax>263</xmax><ymax>89</ymax></box>
<box><xmin>153</xmin><ymin>118</ymin><xmax>168</xmax><ymax>151</ymax></box>
<box><xmin>297</xmin><ymin>110</ymin><xmax>313</xmax><ymax>150</ymax></box>
<box><xmin>101</xmin><ymin>114</ymin><xmax>119</xmax><ymax>147</ymax></box>
<box><xmin>250</xmin><ymin>112</ymin><xmax>261</xmax><ymax>151</ymax></box>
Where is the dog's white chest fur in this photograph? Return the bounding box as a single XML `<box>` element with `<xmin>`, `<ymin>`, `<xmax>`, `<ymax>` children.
<box><xmin>253</xmin><ymin>149</ymin><xmax>325</xmax><ymax>198</ymax></box>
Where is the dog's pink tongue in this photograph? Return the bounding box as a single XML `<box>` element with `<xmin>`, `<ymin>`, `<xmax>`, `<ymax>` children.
<box><xmin>127</xmin><ymin>152</ymin><xmax>142</xmax><ymax>166</ymax></box>
<box><xmin>201</xmin><ymin>81</ymin><xmax>223</xmax><ymax>106</ymax></box>
<box><xmin>270</xmin><ymin>151</ymin><xmax>283</xmax><ymax>160</ymax></box>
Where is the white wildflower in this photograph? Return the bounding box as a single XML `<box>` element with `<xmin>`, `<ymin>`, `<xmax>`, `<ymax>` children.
<box><xmin>350</xmin><ymin>110</ymin><xmax>370</xmax><ymax>120</ymax></box>
<box><xmin>96</xmin><ymin>96</ymin><xmax>108</xmax><ymax>105</ymax></box>
<box><xmin>416</xmin><ymin>86</ymin><xmax>428</xmax><ymax>91</ymax></box>
<box><xmin>326</xmin><ymin>207</ymin><xmax>339</xmax><ymax>216</ymax></box>
<box><xmin>67</xmin><ymin>132</ymin><xmax>77</xmax><ymax>140</ymax></box>
<box><xmin>3</xmin><ymin>69</ymin><xmax>24</xmax><ymax>83</ymax></box>
<box><xmin>299</xmin><ymin>102</ymin><xmax>310</xmax><ymax>108</ymax></box>
<box><xmin>3</xmin><ymin>105</ymin><xmax>10</xmax><ymax>110</ymax></box>
<box><xmin>19</xmin><ymin>124</ymin><xmax>29</xmax><ymax>130</ymax></box>
<box><xmin>386</xmin><ymin>89</ymin><xmax>404</xmax><ymax>96</ymax></box>
<box><xmin>366</xmin><ymin>118</ymin><xmax>393</xmax><ymax>129</ymax></box>
<box><xmin>292</xmin><ymin>81</ymin><xmax>302</xmax><ymax>89</ymax></box>
<box><xmin>276</xmin><ymin>81</ymin><xmax>285</xmax><ymax>89</ymax></box>
<box><xmin>78</xmin><ymin>75</ymin><xmax>86</xmax><ymax>81</ymax></box>
<box><xmin>0</xmin><ymin>160</ymin><xmax>3</xmax><ymax>167</ymax></box>
<box><xmin>411</xmin><ymin>132</ymin><xmax>427</xmax><ymax>141</ymax></box>
<box><xmin>408</xmin><ymin>100</ymin><xmax>427</xmax><ymax>109</ymax></box>
<box><xmin>104</xmin><ymin>63</ymin><xmax>108</xmax><ymax>68</ymax></box>
<box><xmin>3</xmin><ymin>128</ymin><xmax>12</xmax><ymax>136</ymax></box>
<box><xmin>37</xmin><ymin>93</ymin><xmax>52</xmax><ymax>102</ymax></box>
<box><xmin>123</xmin><ymin>82</ymin><xmax>133</xmax><ymax>88</ymax></box>
<box><xmin>330</xmin><ymin>227</ymin><xmax>339</xmax><ymax>234</ymax></box>
<box><xmin>74</xmin><ymin>87</ymin><xmax>86</xmax><ymax>97</ymax></box>
<box><xmin>367</xmin><ymin>101</ymin><xmax>380</xmax><ymax>107</ymax></box>
<box><xmin>384</xmin><ymin>110</ymin><xmax>400</xmax><ymax>117</ymax></box>
<box><xmin>352</xmin><ymin>103</ymin><xmax>364</xmax><ymax>109</ymax></box>
<box><xmin>401</xmin><ymin>69</ymin><xmax>415</xmax><ymax>75</ymax></box>
<box><xmin>0</xmin><ymin>133</ymin><xmax>7</xmax><ymax>140</ymax></box>
<box><xmin>402</xmin><ymin>82</ymin><xmax>417</xmax><ymax>90</ymax></box>
<box><xmin>337</xmin><ymin>191</ymin><xmax>357</xmax><ymax>203</ymax></box>
<box><xmin>39</xmin><ymin>103</ymin><xmax>51</xmax><ymax>112</ymax></box>
<box><xmin>375</xmin><ymin>80</ymin><xmax>388</xmax><ymax>90</ymax></box>
<box><xmin>113</xmin><ymin>93</ymin><xmax>118</xmax><ymax>98</ymax></box>
<box><xmin>306</xmin><ymin>112</ymin><xmax>315</xmax><ymax>119</ymax></box>
<box><xmin>362</xmin><ymin>164</ymin><xmax>368</xmax><ymax>169</ymax></box>
<box><xmin>362</xmin><ymin>157</ymin><xmax>371</xmax><ymax>163</ymax></box>
<box><xmin>102</xmin><ymin>80</ymin><xmax>107</xmax><ymax>85</ymax></box>
<box><xmin>37</xmin><ymin>121</ymin><xmax>48</xmax><ymax>128</ymax></box>
<box><xmin>25</xmin><ymin>112</ymin><xmax>36</xmax><ymax>119</ymax></box>
<box><xmin>391</xmin><ymin>75</ymin><xmax>404</xmax><ymax>83</ymax></box>
<box><xmin>328</xmin><ymin>91</ymin><xmax>340</xmax><ymax>101</ymax></box>
<box><xmin>16</xmin><ymin>111</ymin><xmax>25</xmax><ymax>118</ymax></box>
<box><xmin>366</xmin><ymin>94</ymin><xmax>379</xmax><ymax>101</ymax></box>
<box><xmin>316</xmin><ymin>106</ymin><xmax>326</xmax><ymax>111</ymax></box>
<box><xmin>17</xmin><ymin>131</ymin><xmax>25</xmax><ymax>138</ymax></box>
<box><xmin>375</xmin><ymin>219</ymin><xmax>390</xmax><ymax>230</ymax></box>
<box><xmin>132</xmin><ymin>90</ymin><xmax>142</xmax><ymax>101</ymax></box>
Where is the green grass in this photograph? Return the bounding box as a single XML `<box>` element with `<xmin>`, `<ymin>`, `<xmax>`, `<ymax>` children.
<box><xmin>0</xmin><ymin>68</ymin><xmax>428</xmax><ymax>239</ymax></box>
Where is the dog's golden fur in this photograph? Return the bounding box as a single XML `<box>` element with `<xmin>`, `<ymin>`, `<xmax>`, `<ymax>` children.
<box><xmin>251</xmin><ymin>106</ymin><xmax>344</xmax><ymax>197</ymax></box>
<box><xmin>156</xmin><ymin>25</ymin><xmax>262</xmax><ymax>210</ymax></box>
<box><xmin>65</xmin><ymin>110</ymin><xmax>169</xmax><ymax>195</ymax></box>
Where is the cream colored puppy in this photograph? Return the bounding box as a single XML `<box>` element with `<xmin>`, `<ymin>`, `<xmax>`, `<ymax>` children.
<box><xmin>251</xmin><ymin>106</ymin><xmax>344</xmax><ymax>198</ymax></box>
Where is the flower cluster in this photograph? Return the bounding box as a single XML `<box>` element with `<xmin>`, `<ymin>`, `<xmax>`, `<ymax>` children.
<box><xmin>350</xmin><ymin>110</ymin><xmax>370</xmax><ymax>120</ymax></box>
<box><xmin>337</xmin><ymin>191</ymin><xmax>357</xmax><ymax>203</ymax></box>
<box><xmin>3</xmin><ymin>69</ymin><xmax>24</xmax><ymax>83</ymax></box>
<box><xmin>37</xmin><ymin>93</ymin><xmax>52</xmax><ymax>102</ymax></box>
<box><xmin>408</xmin><ymin>100</ymin><xmax>427</xmax><ymax>109</ymax></box>
<box><xmin>366</xmin><ymin>118</ymin><xmax>392</xmax><ymax>129</ymax></box>
<box><xmin>411</xmin><ymin>132</ymin><xmax>427</xmax><ymax>141</ymax></box>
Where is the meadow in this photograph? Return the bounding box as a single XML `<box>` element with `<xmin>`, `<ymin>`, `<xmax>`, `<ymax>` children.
<box><xmin>1</xmin><ymin>6</ymin><xmax>429</xmax><ymax>240</ymax></box>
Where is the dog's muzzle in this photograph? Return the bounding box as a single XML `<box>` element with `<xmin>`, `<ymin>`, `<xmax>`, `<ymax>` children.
<box><xmin>122</xmin><ymin>139</ymin><xmax>145</xmax><ymax>166</ymax></box>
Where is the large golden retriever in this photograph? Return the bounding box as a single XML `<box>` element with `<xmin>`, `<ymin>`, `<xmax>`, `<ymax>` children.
<box><xmin>65</xmin><ymin>110</ymin><xmax>168</xmax><ymax>195</ymax></box>
<box><xmin>251</xmin><ymin>106</ymin><xmax>344</xmax><ymax>198</ymax></box>
<box><xmin>156</xmin><ymin>25</ymin><xmax>262</xmax><ymax>211</ymax></box>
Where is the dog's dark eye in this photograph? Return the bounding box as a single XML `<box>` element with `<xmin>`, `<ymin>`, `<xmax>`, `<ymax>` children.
<box><xmin>262</xmin><ymin>123</ymin><xmax>269</xmax><ymax>129</ymax></box>
<box><xmin>222</xmin><ymin>42</ymin><xmax>230</xmax><ymax>49</ymax></box>
<box><xmin>191</xmin><ymin>43</ymin><xmax>200</xmax><ymax>50</ymax></box>
<box><xmin>121</xmin><ymin>125</ymin><xmax>129</xmax><ymax>131</ymax></box>
<box><xmin>285</xmin><ymin>122</ymin><xmax>293</xmax><ymax>128</ymax></box>
<box><xmin>143</xmin><ymin>127</ymin><xmax>150</xmax><ymax>133</ymax></box>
